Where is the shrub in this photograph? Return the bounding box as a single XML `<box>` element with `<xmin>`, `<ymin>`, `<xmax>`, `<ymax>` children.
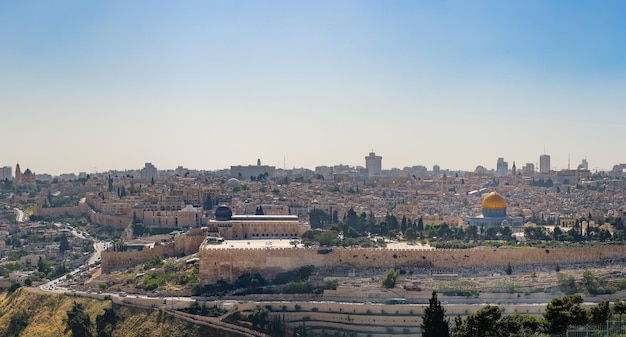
<box><xmin>381</xmin><ymin>269</ymin><xmax>400</xmax><ymax>288</ymax></box>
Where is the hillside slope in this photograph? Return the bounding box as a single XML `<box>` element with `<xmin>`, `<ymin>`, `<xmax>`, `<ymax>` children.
<box><xmin>0</xmin><ymin>288</ymin><xmax>242</xmax><ymax>337</ymax></box>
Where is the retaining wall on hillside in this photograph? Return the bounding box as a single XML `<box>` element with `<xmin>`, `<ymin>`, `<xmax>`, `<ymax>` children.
<box><xmin>101</xmin><ymin>232</ymin><xmax>206</xmax><ymax>273</ymax></box>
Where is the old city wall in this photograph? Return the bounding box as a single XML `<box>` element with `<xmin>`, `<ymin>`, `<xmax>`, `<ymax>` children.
<box><xmin>34</xmin><ymin>204</ymin><xmax>132</xmax><ymax>228</ymax></box>
<box><xmin>34</xmin><ymin>204</ymin><xmax>90</xmax><ymax>218</ymax></box>
<box><xmin>101</xmin><ymin>232</ymin><xmax>206</xmax><ymax>273</ymax></box>
<box><xmin>198</xmin><ymin>245</ymin><xmax>626</xmax><ymax>284</ymax></box>
<box><xmin>88</xmin><ymin>212</ymin><xmax>132</xmax><ymax>228</ymax></box>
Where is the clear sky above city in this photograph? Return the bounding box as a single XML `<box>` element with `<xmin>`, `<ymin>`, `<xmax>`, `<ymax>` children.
<box><xmin>1</xmin><ymin>1</ymin><xmax>625</xmax><ymax>175</ymax></box>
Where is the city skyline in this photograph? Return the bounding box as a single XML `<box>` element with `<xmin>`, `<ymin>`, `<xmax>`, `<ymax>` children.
<box><xmin>1</xmin><ymin>1</ymin><xmax>625</xmax><ymax>175</ymax></box>
<box><xmin>0</xmin><ymin>150</ymin><xmax>610</xmax><ymax>177</ymax></box>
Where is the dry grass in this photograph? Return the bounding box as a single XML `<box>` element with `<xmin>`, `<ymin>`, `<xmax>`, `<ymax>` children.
<box><xmin>0</xmin><ymin>288</ymin><xmax>241</xmax><ymax>337</ymax></box>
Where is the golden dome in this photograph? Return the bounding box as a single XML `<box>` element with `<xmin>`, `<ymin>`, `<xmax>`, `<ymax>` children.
<box><xmin>482</xmin><ymin>192</ymin><xmax>506</xmax><ymax>209</ymax></box>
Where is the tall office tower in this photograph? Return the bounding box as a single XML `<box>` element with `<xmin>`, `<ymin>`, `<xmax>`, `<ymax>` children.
<box><xmin>540</xmin><ymin>154</ymin><xmax>551</xmax><ymax>173</ymax></box>
<box><xmin>0</xmin><ymin>166</ymin><xmax>12</xmax><ymax>181</ymax></box>
<box><xmin>580</xmin><ymin>158</ymin><xmax>588</xmax><ymax>170</ymax></box>
<box><xmin>140</xmin><ymin>162</ymin><xmax>158</xmax><ymax>180</ymax></box>
<box><xmin>432</xmin><ymin>165</ymin><xmax>441</xmax><ymax>177</ymax></box>
<box><xmin>496</xmin><ymin>157</ymin><xmax>508</xmax><ymax>177</ymax></box>
<box><xmin>522</xmin><ymin>163</ymin><xmax>535</xmax><ymax>175</ymax></box>
<box><xmin>364</xmin><ymin>152</ymin><xmax>382</xmax><ymax>177</ymax></box>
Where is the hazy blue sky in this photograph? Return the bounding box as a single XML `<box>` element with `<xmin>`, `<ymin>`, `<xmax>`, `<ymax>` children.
<box><xmin>1</xmin><ymin>1</ymin><xmax>625</xmax><ymax>175</ymax></box>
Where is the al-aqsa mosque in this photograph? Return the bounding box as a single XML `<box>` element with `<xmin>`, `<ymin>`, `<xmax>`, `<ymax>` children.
<box><xmin>467</xmin><ymin>191</ymin><xmax>523</xmax><ymax>227</ymax></box>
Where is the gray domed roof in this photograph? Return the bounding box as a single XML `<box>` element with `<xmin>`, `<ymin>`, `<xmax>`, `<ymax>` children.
<box><xmin>226</xmin><ymin>178</ymin><xmax>240</xmax><ymax>188</ymax></box>
<box><xmin>215</xmin><ymin>205</ymin><xmax>233</xmax><ymax>221</ymax></box>
<box><xmin>180</xmin><ymin>205</ymin><xmax>197</xmax><ymax>213</ymax></box>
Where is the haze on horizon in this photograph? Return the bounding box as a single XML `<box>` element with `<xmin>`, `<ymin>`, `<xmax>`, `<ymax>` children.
<box><xmin>1</xmin><ymin>1</ymin><xmax>625</xmax><ymax>176</ymax></box>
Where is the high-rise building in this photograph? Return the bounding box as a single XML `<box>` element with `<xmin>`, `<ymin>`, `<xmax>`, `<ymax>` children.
<box><xmin>364</xmin><ymin>152</ymin><xmax>382</xmax><ymax>177</ymax></box>
<box><xmin>522</xmin><ymin>163</ymin><xmax>535</xmax><ymax>175</ymax></box>
<box><xmin>540</xmin><ymin>154</ymin><xmax>551</xmax><ymax>173</ymax></box>
<box><xmin>0</xmin><ymin>166</ymin><xmax>12</xmax><ymax>181</ymax></box>
<box><xmin>432</xmin><ymin>165</ymin><xmax>441</xmax><ymax>177</ymax></box>
<box><xmin>496</xmin><ymin>158</ymin><xmax>508</xmax><ymax>177</ymax></box>
<box><xmin>579</xmin><ymin>158</ymin><xmax>588</xmax><ymax>170</ymax></box>
<box><xmin>140</xmin><ymin>162</ymin><xmax>158</xmax><ymax>180</ymax></box>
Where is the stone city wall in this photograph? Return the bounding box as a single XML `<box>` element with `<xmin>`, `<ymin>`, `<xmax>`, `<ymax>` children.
<box><xmin>34</xmin><ymin>203</ymin><xmax>132</xmax><ymax>228</ymax></box>
<box><xmin>35</xmin><ymin>204</ymin><xmax>89</xmax><ymax>218</ymax></box>
<box><xmin>101</xmin><ymin>232</ymin><xmax>206</xmax><ymax>273</ymax></box>
<box><xmin>89</xmin><ymin>212</ymin><xmax>133</xmax><ymax>228</ymax></box>
<box><xmin>198</xmin><ymin>245</ymin><xmax>626</xmax><ymax>284</ymax></box>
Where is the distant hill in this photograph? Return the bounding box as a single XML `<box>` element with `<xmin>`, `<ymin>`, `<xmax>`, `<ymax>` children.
<box><xmin>0</xmin><ymin>288</ymin><xmax>243</xmax><ymax>337</ymax></box>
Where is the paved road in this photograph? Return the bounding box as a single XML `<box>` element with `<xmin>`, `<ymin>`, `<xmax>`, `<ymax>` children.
<box><xmin>14</xmin><ymin>208</ymin><xmax>25</xmax><ymax>222</ymax></box>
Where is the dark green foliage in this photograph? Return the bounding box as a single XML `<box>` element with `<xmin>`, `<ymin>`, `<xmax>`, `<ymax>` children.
<box><xmin>248</xmin><ymin>305</ymin><xmax>270</xmax><ymax>328</ymax></box>
<box><xmin>505</xmin><ymin>263</ymin><xmax>513</xmax><ymax>275</ymax></box>
<box><xmin>96</xmin><ymin>307</ymin><xmax>120</xmax><ymax>337</ymax></box>
<box><xmin>613</xmin><ymin>299</ymin><xmax>626</xmax><ymax>316</ymax></box>
<box><xmin>59</xmin><ymin>233</ymin><xmax>70</xmax><ymax>253</ymax></box>
<box><xmin>180</xmin><ymin>302</ymin><xmax>226</xmax><ymax>317</ymax></box>
<box><xmin>421</xmin><ymin>291</ymin><xmax>449</xmax><ymax>337</ymax></box>
<box><xmin>453</xmin><ymin>305</ymin><xmax>503</xmax><ymax>337</ymax></box>
<box><xmin>589</xmin><ymin>300</ymin><xmax>610</xmax><ymax>325</ymax></box>
<box><xmin>309</xmin><ymin>209</ymin><xmax>330</xmax><ymax>229</ymax></box>
<box><xmin>8</xmin><ymin>309</ymin><xmax>31</xmax><ymax>337</ymax></box>
<box><xmin>37</xmin><ymin>256</ymin><xmax>52</xmax><ymax>275</ymax></box>
<box><xmin>7</xmin><ymin>283</ymin><xmax>21</xmax><ymax>294</ymax></box>
<box><xmin>273</xmin><ymin>265</ymin><xmax>314</xmax><ymax>285</ymax></box>
<box><xmin>65</xmin><ymin>301</ymin><xmax>93</xmax><ymax>337</ymax></box>
<box><xmin>381</xmin><ymin>268</ymin><xmax>400</xmax><ymax>288</ymax></box>
<box><xmin>268</xmin><ymin>313</ymin><xmax>287</xmax><ymax>337</ymax></box>
<box><xmin>282</xmin><ymin>281</ymin><xmax>313</xmax><ymax>294</ymax></box>
<box><xmin>143</xmin><ymin>255</ymin><xmax>163</xmax><ymax>270</ymax></box>
<box><xmin>543</xmin><ymin>294</ymin><xmax>587</xmax><ymax>334</ymax></box>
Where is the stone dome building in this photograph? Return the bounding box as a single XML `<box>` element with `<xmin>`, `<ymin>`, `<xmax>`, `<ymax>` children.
<box><xmin>467</xmin><ymin>191</ymin><xmax>523</xmax><ymax>227</ymax></box>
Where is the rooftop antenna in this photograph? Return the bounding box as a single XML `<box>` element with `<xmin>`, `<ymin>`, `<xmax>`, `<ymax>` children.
<box><xmin>283</xmin><ymin>156</ymin><xmax>286</xmax><ymax>170</ymax></box>
<box><xmin>568</xmin><ymin>153</ymin><xmax>570</xmax><ymax>170</ymax></box>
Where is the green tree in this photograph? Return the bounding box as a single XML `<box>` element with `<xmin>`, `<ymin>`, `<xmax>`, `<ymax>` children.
<box><xmin>38</xmin><ymin>256</ymin><xmax>52</xmax><ymax>274</ymax></box>
<box><xmin>454</xmin><ymin>305</ymin><xmax>504</xmax><ymax>337</ymax></box>
<box><xmin>65</xmin><ymin>301</ymin><xmax>93</xmax><ymax>337</ymax></box>
<box><xmin>582</xmin><ymin>269</ymin><xmax>595</xmax><ymax>286</ymax></box>
<box><xmin>59</xmin><ymin>233</ymin><xmax>70</xmax><ymax>254</ymax></box>
<box><xmin>400</xmin><ymin>216</ymin><xmax>408</xmax><ymax>233</ymax></box>
<box><xmin>505</xmin><ymin>263</ymin><xmax>513</xmax><ymax>275</ymax></box>
<box><xmin>613</xmin><ymin>299</ymin><xmax>626</xmax><ymax>316</ymax></box>
<box><xmin>421</xmin><ymin>291</ymin><xmax>449</xmax><ymax>337</ymax></box>
<box><xmin>589</xmin><ymin>300</ymin><xmax>610</xmax><ymax>325</ymax></box>
<box><xmin>381</xmin><ymin>268</ymin><xmax>400</xmax><ymax>288</ymax></box>
<box><xmin>8</xmin><ymin>309</ymin><xmax>31</xmax><ymax>337</ymax></box>
<box><xmin>96</xmin><ymin>307</ymin><xmax>121</xmax><ymax>337</ymax></box>
<box><xmin>309</xmin><ymin>209</ymin><xmax>330</xmax><ymax>229</ymax></box>
<box><xmin>203</xmin><ymin>194</ymin><xmax>213</xmax><ymax>210</ymax></box>
<box><xmin>404</xmin><ymin>227</ymin><xmax>417</xmax><ymax>241</ymax></box>
<box><xmin>248</xmin><ymin>305</ymin><xmax>270</xmax><ymax>328</ymax></box>
<box><xmin>317</xmin><ymin>230</ymin><xmax>340</xmax><ymax>246</ymax></box>
<box><xmin>417</xmin><ymin>216</ymin><xmax>424</xmax><ymax>233</ymax></box>
<box><xmin>543</xmin><ymin>294</ymin><xmax>587</xmax><ymax>334</ymax></box>
<box><xmin>465</xmin><ymin>225</ymin><xmax>478</xmax><ymax>242</ymax></box>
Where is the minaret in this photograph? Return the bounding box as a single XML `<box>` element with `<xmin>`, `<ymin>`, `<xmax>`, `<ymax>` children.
<box><xmin>15</xmin><ymin>163</ymin><xmax>21</xmax><ymax>185</ymax></box>
<box><xmin>512</xmin><ymin>162</ymin><xmax>516</xmax><ymax>176</ymax></box>
<box><xmin>441</xmin><ymin>172</ymin><xmax>448</xmax><ymax>196</ymax></box>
